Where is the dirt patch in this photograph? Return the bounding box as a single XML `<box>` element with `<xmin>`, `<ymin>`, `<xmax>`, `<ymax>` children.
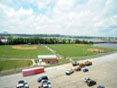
<box><xmin>88</xmin><ymin>48</ymin><xmax>107</xmax><ymax>53</ymax></box>
<box><xmin>75</xmin><ymin>44</ymin><xmax>85</xmax><ymax>46</ymax></box>
<box><xmin>12</xmin><ymin>45</ymin><xmax>37</xmax><ymax>50</ymax></box>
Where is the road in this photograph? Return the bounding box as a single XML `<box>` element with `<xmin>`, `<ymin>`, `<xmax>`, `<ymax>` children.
<box><xmin>0</xmin><ymin>53</ymin><xmax>117</xmax><ymax>88</ymax></box>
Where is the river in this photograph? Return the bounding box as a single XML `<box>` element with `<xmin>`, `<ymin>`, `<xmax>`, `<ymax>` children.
<box><xmin>93</xmin><ymin>43</ymin><xmax>117</xmax><ymax>49</ymax></box>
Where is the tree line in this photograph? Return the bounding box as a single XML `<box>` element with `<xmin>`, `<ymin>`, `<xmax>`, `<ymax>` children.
<box><xmin>0</xmin><ymin>37</ymin><xmax>93</xmax><ymax>45</ymax></box>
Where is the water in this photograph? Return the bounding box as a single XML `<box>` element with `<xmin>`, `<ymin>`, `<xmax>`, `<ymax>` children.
<box><xmin>93</xmin><ymin>43</ymin><xmax>117</xmax><ymax>49</ymax></box>
<box><xmin>79</xmin><ymin>38</ymin><xmax>104</xmax><ymax>42</ymax></box>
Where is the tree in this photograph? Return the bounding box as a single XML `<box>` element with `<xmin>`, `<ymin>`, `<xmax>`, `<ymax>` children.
<box><xmin>0</xmin><ymin>40</ymin><xmax>3</xmax><ymax>45</ymax></box>
<box><xmin>62</xmin><ymin>39</ymin><xmax>66</xmax><ymax>44</ymax></box>
<box><xmin>68</xmin><ymin>39</ymin><xmax>71</xmax><ymax>44</ymax></box>
<box><xmin>75</xmin><ymin>39</ymin><xmax>81</xmax><ymax>44</ymax></box>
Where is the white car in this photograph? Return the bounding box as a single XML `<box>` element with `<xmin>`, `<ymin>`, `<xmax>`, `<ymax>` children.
<box><xmin>39</xmin><ymin>80</ymin><xmax>52</xmax><ymax>88</ymax></box>
<box><xmin>65</xmin><ymin>69</ymin><xmax>74</xmax><ymax>75</ymax></box>
<box><xmin>17</xmin><ymin>80</ymin><xmax>29</xmax><ymax>88</ymax></box>
<box><xmin>84</xmin><ymin>77</ymin><xmax>91</xmax><ymax>83</ymax></box>
<box><xmin>42</xmin><ymin>82</ymin><xmax>52</xmax><ymax>88</ymax></box>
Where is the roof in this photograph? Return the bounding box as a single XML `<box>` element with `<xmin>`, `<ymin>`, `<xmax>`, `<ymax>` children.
<box><xmin>0</xmin><ymin>36</ymin><xmax>6</xmax><ymax>39</ymax></box>
<box><xmin>22</xmin><ymin>67</ymin><xmax>44</xmax><ymax>71</ymax></box>
<box><xmin>38</xmin><ymin>55</ymin><xmax>57</xmax><ymax>59</ymax></box>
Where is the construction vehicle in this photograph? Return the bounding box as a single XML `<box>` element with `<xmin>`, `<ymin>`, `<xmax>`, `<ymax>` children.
<box><xmin>79</xmin><ymin>63</ymin><xmax>85</xmax><ymax>68</ymax></box>
<box><xmin>72</xmin><ymin>61</ymin><xmax>79</xmax><ymax>66</ymax></box>
<box><xmin>84</xmin><ymin>61</ymin><xmax>92</xmax><ymax>66</ymax></box>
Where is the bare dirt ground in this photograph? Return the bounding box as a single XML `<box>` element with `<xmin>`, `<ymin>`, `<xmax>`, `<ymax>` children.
<box><xmin>0</xmin><ymin>53</ymin><xmax>117</xmax><ymax>88</ymax></box>
<box><xmin>75</xmin><ymin>44</ymin><xmax>85</xmax><ymax>46</ymax></box>
<box><xmin>88</xmin><ymin>48</ymin><xmax>107</xmax><ymax>53</ymax></box>
<box><xmin>12</xmin><ymin>46</ymin><xmax>37</xmax><ymax>50</ymax></box>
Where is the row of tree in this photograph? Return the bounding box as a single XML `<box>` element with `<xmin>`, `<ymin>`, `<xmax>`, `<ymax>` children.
<box><xmin>0</xmin><ymin>37</ymin><xmax>93</xmax><ymax>45</ymax></box>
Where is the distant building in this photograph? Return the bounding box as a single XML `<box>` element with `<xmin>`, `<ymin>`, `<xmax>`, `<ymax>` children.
<box><xmin>38</xmin><ymin>55</ymin><xmax>57</xmax><ymax>64</ymax></box>
<box><xmin>0</xmin><ymin>36</ymin><xmax>7</xmax><ymax>42</ymax></box>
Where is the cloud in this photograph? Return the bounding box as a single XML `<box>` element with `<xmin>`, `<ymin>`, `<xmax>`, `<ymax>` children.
<box><xmin>0</xmin><ymin>0</ymin><xmax>117</xmax><ymax>37</ymax></box>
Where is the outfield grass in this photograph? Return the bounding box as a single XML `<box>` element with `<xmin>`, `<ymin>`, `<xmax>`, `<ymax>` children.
<box><xmin>0</xmin><ymin>45</ymin><xmax>52</xmax><ymax>59</ymax></box>
<box><xmin>0</xmin><ymin>60</ymin><xmax>32</xmax><ymax>70</ymax></box>
<box><xmin>47</xmin><ymin>44</ymin><xmax>116</xmax><ymax>58</ymax></box>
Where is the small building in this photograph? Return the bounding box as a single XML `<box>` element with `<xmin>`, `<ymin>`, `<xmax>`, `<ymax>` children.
<box><xmin>0</xmin><ymin>36</ymin><xmax>7</xmax><ymax>42</ymax></box>
<box><xmin>38</xmin><ymin>55</ymin><xmax>57</xmax><ymax>64</ymax></box>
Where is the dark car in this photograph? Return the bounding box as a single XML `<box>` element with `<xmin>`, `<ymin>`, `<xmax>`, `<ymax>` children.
<box><xmin>87</xmin><ymin>80</ymin><xmax>96</xmax><ymax>87</ymax></box>
<box><xmin>83</xmin><ymin>68</ymin><xmax>88</xmax><ymax>72</ymax></box>
<box><xmin>72</xmin><ymin>61</ymin><xmax>79</xmax><ymax>66</ymax></box>
<box><xmin>84</xmin><ymin>77</ymin><xmax>96</xmax><ymax>87</ymax></box>
<box><xmin>37</xmin><ymin>76</ymin><xmax>48</xmax><ymax>83</ymax></box>
<box><xmin>97</xmin><ymin>85</ymin><xmax>104</xmax><ymax>88</ymax></box>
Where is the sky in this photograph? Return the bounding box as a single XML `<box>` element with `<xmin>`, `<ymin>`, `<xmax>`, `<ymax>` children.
<box><xmin>0</xmin><ymin>0</ymin><xmax>117</xmax><ymax>37</ymax></box>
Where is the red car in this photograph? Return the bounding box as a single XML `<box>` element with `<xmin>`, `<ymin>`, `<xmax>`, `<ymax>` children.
<box><xmin>74</xmin><ymin>66</ymin><xmax>81</xmax><ymax>71</ymax></box>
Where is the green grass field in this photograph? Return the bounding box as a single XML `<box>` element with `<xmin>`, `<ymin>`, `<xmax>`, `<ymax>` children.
<box><xmin>47</xmin><ymin>44</ymin><xmax>116</xmax><ymax>58</ymax></box>
<box><xmin>0</xmin><ymin>60</ymin><xmax>32</xmax><ymax>70</ymax></box>
<box><xmin>0</xmin><ymin>44</ymin><xmax>116</xmax><ymax>59</ymax></box>
<box><xmin>0</xmin><ymin>44</ymin><xmax>116</xmax><ymax>72</ymax></box>
<box><xmin>0</xmin><ymin>45</ymin><xmax>52</xmax><ymax>59</ymax></box>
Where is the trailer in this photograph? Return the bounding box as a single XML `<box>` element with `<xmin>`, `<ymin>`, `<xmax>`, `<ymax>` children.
<box><xmin>22</xmin><ymin>67</ymin><xmax>44</xmax><ymax>77</ymax></box>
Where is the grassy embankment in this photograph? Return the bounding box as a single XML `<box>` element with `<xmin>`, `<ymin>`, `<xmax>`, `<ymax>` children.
<box><xmin>0</xmin><ymin>60</ymin><xmax>32</xmax><ymax>70</ymax></box>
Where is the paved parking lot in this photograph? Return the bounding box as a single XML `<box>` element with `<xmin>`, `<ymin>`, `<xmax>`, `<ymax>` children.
<box><xmin>0</xmin><ymin>53</ymin><xmax>117</xmax><ymax>88</ymax></box>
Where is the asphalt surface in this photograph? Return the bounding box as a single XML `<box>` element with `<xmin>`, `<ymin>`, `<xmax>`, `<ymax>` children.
<box><xmin>0</xmin><ymin>53</ymin><xmax>117</xmax><ymax>88</ymax></box>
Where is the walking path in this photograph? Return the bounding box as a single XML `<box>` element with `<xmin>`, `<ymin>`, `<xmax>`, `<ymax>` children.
<box><xmin>31</xmin><ymin>59</ymin><xmax>36</xmax><ymax>65</ymax></box>
<box><xmin>43</xmin><ymin>45</ymin><xmax>56</xmax><ymax>54</ymax></box>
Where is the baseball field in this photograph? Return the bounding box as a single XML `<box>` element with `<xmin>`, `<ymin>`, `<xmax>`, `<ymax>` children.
<box><xmin>0</xmin><ymin>45</ymin><xmax>52</xmax><ymax>59</ymax></box>
<box><xmin>47</xmin><ymin>44</ymin><xmax>116</xmax><ymax>58</ymax></box>
<box><xmin>0</xmin><ymin>44</ymin><xmax>116</xmax><ymax>71</ymax></box>
<box><xmin>0</xmin><ymin>44</ymin><xmax>116</xmax><ymax>59</ymax></box>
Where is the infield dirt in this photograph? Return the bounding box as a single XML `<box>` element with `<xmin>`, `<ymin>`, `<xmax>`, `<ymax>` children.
<box><xmin>12</xmin><ymin>45</ymin><xmax>37</xmax><ymax>50</ymax></box>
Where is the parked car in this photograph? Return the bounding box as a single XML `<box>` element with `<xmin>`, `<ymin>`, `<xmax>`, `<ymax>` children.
<box><xmin>97</xmin><ymin>85</ymin><xmax>104</xmax><ymax>88</ymax></box>
<box><xmin>84</xmin><ymin>77</ymin><xmax>91</xmax><ymax>83</ymax></box>
<box><xmin>72</xmin><ymin>61</ymin><xmax>79</xmax><ymax>66</ymax></box>
<box><xmin>38</xmin><ymin>76</ymin><xmax>52</xmax><ymax>88</ymax></box>
<box><xmin>41</xmin><ymin>80</ymin><xmax>52</xmax><ymax>88</ymax></box>
<box><xmin>84</xmin><ymin>77</ymin><xmax>96</xmax><ymax>87</ymax></box>
<box><xmin>83</xmin><ymin>68</ymin><xmax>88</xmax><ymax>72</ymax></box>
<box><xmin>17</xmin><ymin>80</ymin><xmax>29</xmax><ymax>88</ymax></box>
<box><xmin>74</xmin><ymin>66</ymin><xmax>81</xmax><ymax>71</ymax></box>
<box><xmin>65</xmin><ymin>69</ymin><xmax>74</xmax><ymax>75</ymax></box>
<box><xmin>37</xmin><ymin>75</ymin><xmax>48</xmax><ymax>83</ymax></box>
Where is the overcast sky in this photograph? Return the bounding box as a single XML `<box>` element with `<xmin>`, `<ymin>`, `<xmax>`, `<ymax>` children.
<box><xmin>0</xmin><ymin>0</ymin><xmax>117</xmax><ymax>37</ymax></box>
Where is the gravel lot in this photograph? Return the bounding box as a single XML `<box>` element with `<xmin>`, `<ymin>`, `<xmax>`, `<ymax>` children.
<box><xmin>0</xmin><ymin>53</ymin><xmax>117</xmax><ymax>88</ymax></box>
